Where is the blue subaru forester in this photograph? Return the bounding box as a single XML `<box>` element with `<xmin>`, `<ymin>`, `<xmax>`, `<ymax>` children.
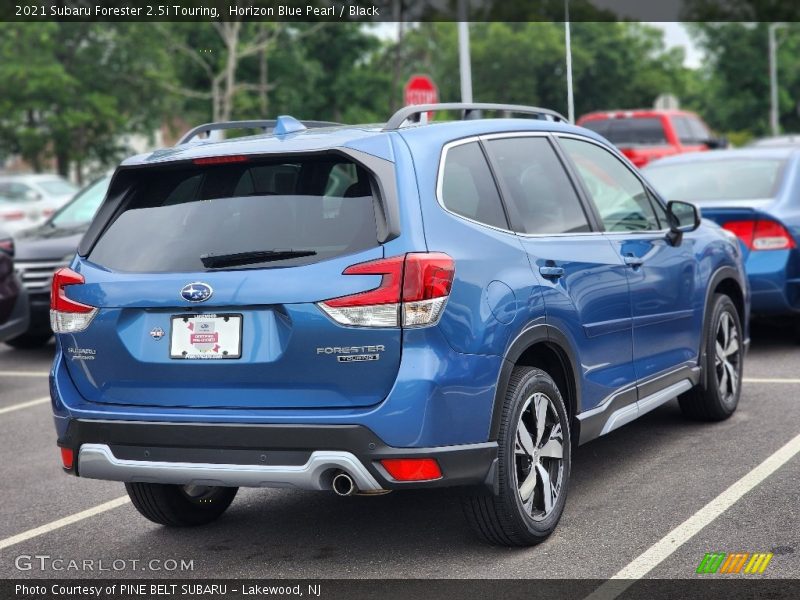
<box><xmin>50</xmin><ymin>104</ymin><xmax>749</xmax><ymax>546</ymax></box>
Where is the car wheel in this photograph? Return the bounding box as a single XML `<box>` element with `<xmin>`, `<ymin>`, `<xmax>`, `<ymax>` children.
<box><xmin>5</xmin><ymin>332</ymin><xmax>53</xmax><ymax>349</ymax></box>
<box><xmin>462</xmin><ymin>366</ymin><xmax>571</xmax><ymax>546</ymax></box>
<box><xmin>678</xmin><ymin>294</ymin><xmax>743</xmax><ymax>421</ymax></box>
<box><xmin>125</xmin><ymin>483</ymin><xmax>238</xmax><ymax>527</ymax></box>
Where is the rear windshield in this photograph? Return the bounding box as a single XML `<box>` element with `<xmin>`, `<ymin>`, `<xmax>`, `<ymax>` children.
<box><xmin>582</xmin><ymin>117</ymin><xmax>667</xmax><ymax>146</ymax></box>
<box><xmin>644</xmin><ymin>159</ymin><xmax>785</xmax><ymax>202</ymax></box>
<box><xmin>88</xmin><ymin>157</ymin><xmax>379</xmax><ymax>272</ymax></box>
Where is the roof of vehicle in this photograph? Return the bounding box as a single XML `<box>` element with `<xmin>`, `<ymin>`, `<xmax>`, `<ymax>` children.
<box><xmin>0</xmin><ymin>173</ymin><xmax>71</xmax><ymax>182</ymax></box>
<box><xmin>747</xmin><ymin>134</ymin><xmax>800</xmax><ymax>148</ymax></box>
<box><xmin>578</xmin><ymin>109</ymin><xmax>701</xmax><ymax>121</ymax></box>
<box><xmin>120</xmin><ymin>112</ymin><xmax>610</xmax><ymax>168</ymax></box>
<box><xmin>644</xmin><ymin>147</ymin><xmax>800</xmax><ymax>169</ymax></box>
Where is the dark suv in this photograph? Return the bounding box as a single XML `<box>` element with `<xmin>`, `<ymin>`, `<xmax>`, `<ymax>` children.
<box><xmin>0</xmin><ymin>229</ymin><xmax>29</xmax><ymax>343</ymax></box>
<box><xmin>51</xmin><ymin>105</ymin><xmax>749</xmax><ymax>546</ymax></box>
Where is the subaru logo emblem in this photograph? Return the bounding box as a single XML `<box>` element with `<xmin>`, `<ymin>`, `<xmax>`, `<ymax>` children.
<box><xmin>150</xmin><ymin>327</ymin><xmax>165</xmax><ymax>340</ymax></box>
<box><xmin>181</xmin><ymin>282</ymin><xmax>213</xmax><ymax>303</ymax></box>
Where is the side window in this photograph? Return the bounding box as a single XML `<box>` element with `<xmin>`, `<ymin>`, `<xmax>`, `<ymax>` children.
<box><xmin>673</xmin><ymin>117</ymin><xmax>694</xmax><ymax>144</ymax></box>
<box><xmin>485</xmin><ymin>137</ymin><xmax>590</xmax><ymax>234</ymax></box>
<box><xmin>559</xmin><ymin>137</ymin><xmax>660</xmax><ymax>232</ymax></box>
<box><xmin>440</xmin><ymin>142</ymin><xmax>508</xmax><ymax>229</ymax></box>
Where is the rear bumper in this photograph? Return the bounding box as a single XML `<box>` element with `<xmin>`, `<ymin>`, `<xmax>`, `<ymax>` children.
<box><xmin>745</xmin><ymin>250</ymin><xmax>800</xmax><ymax>315</ymax></box>
<box><xmin>58</xmin><ymin>419</ymin><xmax>498</xmax><ymax>491</ymax></box>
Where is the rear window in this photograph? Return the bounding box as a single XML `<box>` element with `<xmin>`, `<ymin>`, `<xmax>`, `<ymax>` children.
<box><xmin>644</xmin><ymin>159</ymin><xmax>785</xmax><ymax>202</ymax></box>
<box><xmin>38</xmin><ymin>179</ymin><xmax>78</xmax><ymax>196</ymax></box>
<box><xmin>582</xmin><ymin>117</ymin><xmax>667</xmax><ymax>146</ymax></box>
<box><xmin>88</xmin><ymin>157</ymin><xmax>379</xmax><ymax>272</ymax></box>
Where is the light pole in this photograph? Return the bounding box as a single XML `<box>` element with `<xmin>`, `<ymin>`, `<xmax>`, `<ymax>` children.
<box><xmin>458</xmin><ymin>1</ymin><xmax>473</xmax><ymax>103</ymax></box>
<box><xmin>769</xmin><ymin>23</ymin><xmax>787</xmax><ymax>136</ymax></box>
<box><xmin>565</xmin><ymin>0</ymin><xmax>574</xmax><ymax>123</ymax></box>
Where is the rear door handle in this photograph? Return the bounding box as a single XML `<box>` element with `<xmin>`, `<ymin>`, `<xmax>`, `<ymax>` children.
<box><xmin>539</xmin><ymin>266</ymin><xmax>565</xmax><ymax>279</ymax></box>
<box><xmin>624</xmin><ymin>255</ymin><xmax>644</xmax><ymax>268</ymax></box>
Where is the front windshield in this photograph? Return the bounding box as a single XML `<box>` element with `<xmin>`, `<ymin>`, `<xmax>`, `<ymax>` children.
<box><xmin>50</xmin><ymin>176</ymin><xmax>111</xmax><ymax>227</ymax></box>
<box><xmin>645</xmin><ymin>159</ymin><xmax>785</xmax><ymax>202</ymax></box>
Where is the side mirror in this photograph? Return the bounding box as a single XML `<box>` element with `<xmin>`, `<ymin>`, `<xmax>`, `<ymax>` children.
<box><xmin>666</xmin><ymin>200</ymin><xmax>701</xmax><ymax>246</ymax></box>
<box><xmin>705</xmin><ymin>137</ymin><xmax>728</xmax><ymax>150</ymax></box>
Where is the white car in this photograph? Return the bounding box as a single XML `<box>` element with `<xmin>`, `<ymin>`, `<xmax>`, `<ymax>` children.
<box><xmin>0</xmin><ymin>174</ymin><xmax>78</xmax><ymax>233</ymax></box>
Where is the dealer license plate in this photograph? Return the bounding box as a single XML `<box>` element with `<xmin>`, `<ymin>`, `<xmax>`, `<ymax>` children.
<box><xmin>169</xmin><ymin>314</ymin><xmax>242</xmax><ymax>359</ymax></box>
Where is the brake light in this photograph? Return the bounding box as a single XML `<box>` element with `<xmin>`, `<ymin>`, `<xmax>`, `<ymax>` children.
<box><xmin>50</xmin><ymin>268</ymin><xmax>97</xmax><ymax>333</ymax></box>
<box><xmin>380</xmin><ymin>458</ymin><xmax>442</xmax><ymax>481</ymax></box>
<box><xmin>0</xmin><ymin>238</ymin><xmax>13</xmax><ymax>256</ymax></box>
<box><xmin>192</xmin><ymin>155</ymin><xmax>249</xmax><ymax>165</ymax></box>
<box><xmin>1</xmin><ymin>210</ymin><xmax>25</xmax><ymax>221</ymax></box>
<box><xmin>60</xmin><ymin>447</ymin><xmax>74</xmax><ymax>470</ymax></box>
<box><xmin>318</xmin><ymin>253</ymin><xmax>454</xmax><ymax>328</ymax></box>
<box><xmin>722</xmin><ymin>219</ymin><xmax>796</xmax><ymax>251</ymax></box>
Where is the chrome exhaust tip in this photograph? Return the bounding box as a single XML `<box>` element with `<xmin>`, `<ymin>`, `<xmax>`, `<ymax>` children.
<box><xmin>332</xmin><ymin>472</ymin><xmax>357</xmax><ymax>496</ymax></box>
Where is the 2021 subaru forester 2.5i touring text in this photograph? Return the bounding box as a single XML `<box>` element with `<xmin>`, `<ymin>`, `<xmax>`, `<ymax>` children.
<box><xmin>50</xmin><ymin>105</ymin><xmax>749</xmax><ymax>546</ymax></box>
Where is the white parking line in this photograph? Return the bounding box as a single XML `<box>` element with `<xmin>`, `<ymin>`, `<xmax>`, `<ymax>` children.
<box><xmin>0</xmin><ymin>496</ymin><xmax>130</xmax><ymax>551</ymax></box>
<box><xmin>585</xmin><ymin>431</ymin><xmax>800</xmax><ymax>600</ymax></box>
<box><xmin>0</xmin><ymin>397</ymin><xmax>49</xmax><ymax>415</ymax></box>
<box><xmin>743</xmin><ymin>377</ymin><xmax>800</xmax><ymax>384</ymax></box>
<box><xmin>0</xmin><ymin>371</ymin><xmax>49</xmax><ymax>378</ymax></box>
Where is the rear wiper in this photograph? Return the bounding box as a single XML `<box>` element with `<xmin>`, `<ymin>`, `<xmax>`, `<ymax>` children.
<box><xmin>201</xmin><ymin>249</ymin><xmax>317</xmax><ymax>269</ymax></box>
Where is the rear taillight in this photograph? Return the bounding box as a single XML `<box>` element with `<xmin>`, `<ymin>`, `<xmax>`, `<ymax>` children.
<box><xmin>50</xmin><ymin>268</ymin><xmax>97</xmax><ymax>333</ymax></box>
<box><xmin>0</xmin><ymin>238</ymin><xmax>13</xmax><ymax>256</ymax></box>
<box><xmin>1</xmin><ymin>210</ymin><xmax>25</xmax><ymax>221</ymax></box>
<box><xmin>318</xmin><ymin>253</ymin><xmax>455</xmax><ymax>328</ymax></box>
<box><xmin>722</xmin><ymin>219</ymin><xmax>796</xmax><ymax>251</ymax></box>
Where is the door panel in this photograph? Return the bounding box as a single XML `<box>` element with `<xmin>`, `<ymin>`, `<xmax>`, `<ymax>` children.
<box><xmin>557</xmin><ymin>135</ymin><xmax>700</xmax><ymax>381</ymax></box>
<box><xmin>481</xmin><ymin>135</ymin><xmax>636</xmax><ymax>413</ymax></box>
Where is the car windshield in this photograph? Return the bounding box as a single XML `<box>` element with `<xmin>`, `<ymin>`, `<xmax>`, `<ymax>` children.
<box><xmin>38</xmin><ymin>179</ymin><xmax>78</xmax><ymax>196</ymax></box>
<box><xmin>50</xmin><ymin>176</ymin><xmax>111</xmax><ymax>227</ymax></box>
<box><xmin>645</xmin><ymin>158</ymin><xmax>785</xmax><ymax>202</ymax></box>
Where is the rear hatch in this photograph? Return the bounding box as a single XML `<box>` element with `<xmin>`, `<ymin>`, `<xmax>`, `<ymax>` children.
<box><xmin>61</xmin><ymin>154</ymin><xmax>402</xmax><ymax>409</ymax></box>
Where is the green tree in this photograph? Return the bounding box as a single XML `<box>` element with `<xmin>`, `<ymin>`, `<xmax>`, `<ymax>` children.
<box><xmin>0</xmin><ymin>23</ymin><xmax>170</xmax><ymax>180</ymax></box>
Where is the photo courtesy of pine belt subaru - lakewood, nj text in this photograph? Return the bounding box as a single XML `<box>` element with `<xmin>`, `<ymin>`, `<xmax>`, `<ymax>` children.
<box><xmin>49</xmin><ymin>105</ymin><xmax>750</xmax><ymax>546</ymax></box>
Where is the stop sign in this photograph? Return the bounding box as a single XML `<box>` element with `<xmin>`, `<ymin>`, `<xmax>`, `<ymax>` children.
<box><xmin>404</xmin><ymin>75</ymin><xmax>439</xmax><ymax>107</ymax></box>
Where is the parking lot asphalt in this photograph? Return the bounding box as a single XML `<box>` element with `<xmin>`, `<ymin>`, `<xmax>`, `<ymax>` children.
<box><xmin>0</xmin><ymin>323</ymin><xmax>798</xmax><ymax>582</ymax></box>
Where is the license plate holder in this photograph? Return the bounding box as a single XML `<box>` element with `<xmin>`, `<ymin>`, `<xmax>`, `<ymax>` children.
<box><xmin>169</xmin><ymin>313</ymin><xmax>242</xmax><ymax>360</ymax></box>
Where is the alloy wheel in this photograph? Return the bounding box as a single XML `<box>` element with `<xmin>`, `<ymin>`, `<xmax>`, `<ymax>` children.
<box><xmin>513</xmin><ymin>392</ymin><xmax>565</xmax><ymax>521</ymax></box>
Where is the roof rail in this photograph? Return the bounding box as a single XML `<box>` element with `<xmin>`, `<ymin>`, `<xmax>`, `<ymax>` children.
<box><xmin>383</xmin><ymin>103</ymin><xmax>568</xmax><ymax>131</ymax></box>
<box><xmin>177</xmin><ymin>118</ymin><xmax>340</xmax><ymax>145</ymax></box>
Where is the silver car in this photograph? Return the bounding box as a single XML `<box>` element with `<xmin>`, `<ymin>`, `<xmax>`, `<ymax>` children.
<box><xmin>0</xmin><ymin>174</ymin><xmax>78</xmax><ymax>233</ymax></box>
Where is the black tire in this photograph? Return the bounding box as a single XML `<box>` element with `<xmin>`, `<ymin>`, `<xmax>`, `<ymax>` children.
<box><xmin>679</xmin><ymin>294</ymin><xmax>743</xmax><ymax>421</ymax></box>
<box><xmin>125</xmin><ymin>483</ymin><xmax>238</xmax><ymax>527</ymax></box>
<box><xmin>5</xmin><ymin>332</ymin><xmax>53</xmax><ymax>349</ymax></box>
<box><xmin>462</xmin><ymin>366</ymin><xmax>571</xmax><ymax>546</ymax></box>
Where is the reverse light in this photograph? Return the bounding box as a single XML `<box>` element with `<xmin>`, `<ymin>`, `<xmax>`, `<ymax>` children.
<box><xmin>60</xmin><ymin>447</ymin><xmax>74</xmax><ymax>470</ymax></box>
<box><xmin>380</xmin><ymin>458</ymin><xmax>442</xmax><ymax>481</ymax></box>
<box><xmin>50</xmin><ymin>268</ymin><xmax>98</xmax><ymax>333</ymax></box>
<box><xmin>722</xmin><ymin>219</ymin><xmax>796</xmax><ymax>251</ymax></box>
<box><xmin>317</xmin><ymin>253</ymin><xmax>454</xmax><ymax>328</ymax></box>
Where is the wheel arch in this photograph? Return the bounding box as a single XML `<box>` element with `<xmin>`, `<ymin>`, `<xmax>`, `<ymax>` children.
<box><xmin>489</xmin><ymin>323</ymin><xmax>581</xmax><ymax>442</ymax></box>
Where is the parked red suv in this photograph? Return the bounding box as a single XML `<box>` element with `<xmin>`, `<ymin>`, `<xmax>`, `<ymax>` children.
<box><xmin>577</xmin><ymin>109</ymin><xmax>725</xmax><ymax>167</ymax></box>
